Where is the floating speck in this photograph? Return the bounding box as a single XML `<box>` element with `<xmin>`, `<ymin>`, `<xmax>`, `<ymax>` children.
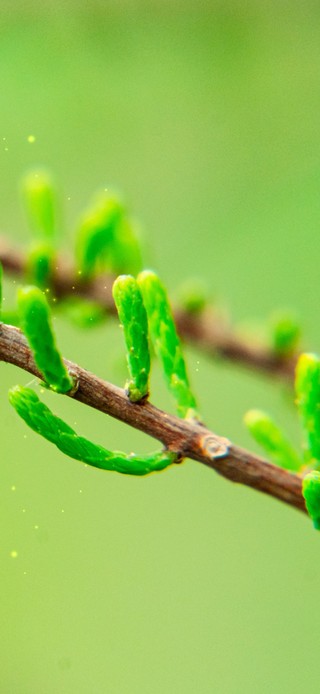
<box><xmin>34</xmin><ymin>525</ymin><xmax>39</xmax><ymax>530</ymax></box>
<box><xmin>10</xmin><ymin>550</ymin><xmax>18</xmax><ymax>559</ymax></box>
<box><xmin>11</xmin><ymin>485</ymin><xmax>16</xmax><ymax>492</ymax></box>
<box><xmin>27</xmin><ymin>135</ymin><xmax>36</xmax><ymax>143</ymax></box>
<box><xmin>61</xmin><ymin>509</ymin><xmax>65</xmax><ymax>513</ymax></box>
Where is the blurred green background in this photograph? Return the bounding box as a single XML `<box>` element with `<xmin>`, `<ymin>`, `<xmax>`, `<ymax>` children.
<box><xmin>2</xmin><ymin>1</ymin><xmax>320</xmax><ymax>692</ymax></box>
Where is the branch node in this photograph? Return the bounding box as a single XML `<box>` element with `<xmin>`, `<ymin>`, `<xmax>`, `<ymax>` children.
<box><xmin>199</xmin><ymin>434</ymin><xmax>230</xmax><ymax>460</ymax></box>
<box><xmin>67</xmin><ymin>370</ymin><xmax>80</xmax><ymax>396</ymax></box>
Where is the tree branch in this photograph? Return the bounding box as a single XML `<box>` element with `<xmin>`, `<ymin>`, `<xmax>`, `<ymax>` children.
<box><xmin>0</xmin><ymin>237</ymin><xmax>296</xmax><ymax>380</ymax></box>
<box><xmin>0</xmin><ymin>321</ymin><xmax>305</xmax><ymax>514</ymax></box>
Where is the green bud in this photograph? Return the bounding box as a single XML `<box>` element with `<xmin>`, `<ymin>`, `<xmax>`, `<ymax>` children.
<box><xmin>26</xmin><ymin>241</ymin><xmax>55</xmax><ymax>289</ymax></box>
<box><xmin>244</xmin><ymin>409</ymin><xmax>301</xmax><ymax>471</ymax></box>
<box><xmin>138</xmin><ymin>270</ymin><xmax>200</xmax><ymax>420</ymax></box>
<box><xmin>17</xmin><ymin>286</ymin><xmax>74</xmax><ymax>393</ymax></box>
<box><xmin>9</xmin><ymin>385</ymin><xmax>177</xmax><ymax>476</ymax></box>
<box><xmin>22</xmin><ymin>169</ymin><xmax>56</xmax><ymax>240</ymax></box>
<box><xmin>76</xmin><ymin>188</ymin><xmax>124</xmax><ymax>277</ymax></box>
<box><xmin>295</xmin><ymin>353</ymin><xmax>320</xmax><ymax>465</ymax></box>
<box><xmin>302</xmin><ymin>471</ymin><xmax>320</xmax><ymax>529</ymax></box>
<box><xmin>269</xmin><ymin>310</ymin><xmax>301</xmax><ymax>356</ymax></box>
<box><xmin>113</xmin><ymin>275</ymin><xmax>150</xmax><ymax>402</ymax></box>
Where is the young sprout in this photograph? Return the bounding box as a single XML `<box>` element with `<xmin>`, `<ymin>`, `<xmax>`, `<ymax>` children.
<box><xmin>138</xmin><ymin>270</ymin><xmax>200</xmax><ymax>421</ymax></box>
<box><xmin>17</xmin><ymin>286</ymin><xmax>74</xmax><ymax>393</ymax></box>
<box><xmin>26</xmin><ymin>241</ymin><xmax>55</xmax><ymax>289</ymax></box>
<box><xmin>244</xmin><ymin>409</ymin><xmax>301</xmax><ymax>471</ymax></box>
<box><xmin>112</xmin><ymin>275</ymin><xmax>150</xmax><ymax>402</ymax></box>
<box><xmin>269</xmin><ymin>309</ymin><xmax>301</xmax><ymax>356</ymax></box>
<box><xmin>295</xmin><ymin>353</ymin><xmax>320</xmax><ymax>466</ymax></box>
<box><xmin>22</xmin><ymin>169</ymin><xmax>57</xmax><ymax>240</ymax></box>
<box><xmin>9</xmin><ymin>386</ymin><xmax>177</xmax><ymax>476</ymax></box>
<box><xmin>302</xmin><ymin>471</ymin><xmax>320</xmax><ymax>530</ymax></box>
<box><xmin>76</xmin><ymin>189</ymin><xmax>124</xmax><ymax>278</ymax></box>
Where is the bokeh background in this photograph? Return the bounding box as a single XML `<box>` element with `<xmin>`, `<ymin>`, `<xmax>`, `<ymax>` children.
<box><xmin>1</xmin><ymin>1</ymin><xmax>320</xmax><ymax>692</ymax></box>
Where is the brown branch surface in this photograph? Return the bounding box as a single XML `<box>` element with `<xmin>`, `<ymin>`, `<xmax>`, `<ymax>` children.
<box><xmin>0</xmin><ymin>321</ymin><xmax>306</xmax><ymax>514</ymax></box>
<box><xmin>0</xmin><ymin>237</ymin><xmax>296</xmax><ymax>379</ymax></box>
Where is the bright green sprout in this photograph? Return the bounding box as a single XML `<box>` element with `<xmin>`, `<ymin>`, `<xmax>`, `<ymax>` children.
<box><xmin>269</xmin><ymin>310</ymin><xmax>301</xmax><ymax>356</ymax></box>
<box><xmin>137</xmin><ymin>270</ymin><xmax>200</xmax><ymax>420</ymax></box>
<box><xmin>22</xmin><ymin>169</ymin><xmax>57</xmax><ymax>240</ymax></box>
<box><xmin>244</xmin><ymin>409</ymin><xmax>301</xmax><ymax>471</ymax></box>
<box><xmin>112</xmin><ymin>275</ymin><xmax>150</xmax><ymax>402</ymax></box>
<box><xmin>295</xmin><ymin>353</ymin><xmax>320</xmax><ymax>465</ymax></box>
<box><xmin>302</xmin><ymin>471</ymin><xmax>320</xmax><ymax>530</ymax></box>
<box><xmin>246</xmin><ymin>351</ymin><xmax>320</xmax><ymax>528</ymax></box>
<box><xmin>17</xmin><ymin>286</ymin><xmax>74</xmax><ymax>393</ymax></box>
<box><xmin>26</xmin><ymin>242</ymin><xmax>55</xmax><ymax>289</ymax></box>
<box><xmin>76</xmin><ymin>188</ymin><xmax>124</xmax><ymax>278</ymax></box>
<box><xmin>9</xmin><ymin>386</ymin><xmax>177</xmax><ymax>476</ymax></box>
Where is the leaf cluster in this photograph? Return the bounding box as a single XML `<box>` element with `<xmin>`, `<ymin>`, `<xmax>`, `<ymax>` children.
<box><xmin>245</xmin><ymin>353</ymin><xmax>320</xmax><ymax>528</ymax></box>
<box><xmin>1</xmin><ymin>168</ymin><xmax>320</xmax><ymax>529</ymax></box>
<box><xmin>5</xmin><ymin>170</ymin><xmax>200</xmax><ymax>476</ymax></box>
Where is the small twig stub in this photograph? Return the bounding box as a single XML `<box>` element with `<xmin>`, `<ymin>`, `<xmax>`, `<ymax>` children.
<box><xmin>199</xmin><ymin>434</ymin><xmax>230</xmax><ymax>459</ymax></box>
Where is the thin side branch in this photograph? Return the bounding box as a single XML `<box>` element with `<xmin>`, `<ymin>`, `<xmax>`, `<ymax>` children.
<box><xmin>0</xmin><ymin>321</ymin><xmax>305</xmax><ymax>513</ymax></box>
<box><xmin>0</xmin><ymin>237</ymin><xmax>296</xmax><ymax>380</ymax></box>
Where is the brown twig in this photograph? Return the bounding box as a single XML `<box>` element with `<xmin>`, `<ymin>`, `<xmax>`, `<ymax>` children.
<box><xmin>174</xmin><ymin>309</ymin><xmax>296</xmax><ymax>379</ymax></box>
<box><xmin>0</xmin><ymin>236</ymin><xmax>296</xmax><ymax>380</ymax></box>
<box><xmin>0</xmin><ymin>321</ymin><xmax>305</xmax><ymax>514</ymax></box>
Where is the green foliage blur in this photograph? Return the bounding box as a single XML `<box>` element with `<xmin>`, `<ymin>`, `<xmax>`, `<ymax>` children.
<box><xmin>2</xmin><ymin>2</ymin><xmax>320</xmax><ymax>692</ymax></box>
